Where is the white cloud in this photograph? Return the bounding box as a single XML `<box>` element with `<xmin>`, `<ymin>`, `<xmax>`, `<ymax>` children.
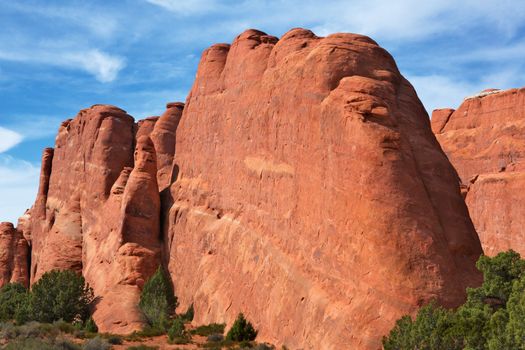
<box><xmin>146</xmin><ymin>0</ymin><xmax>218</xmax><ymax>15</ymax></box>
<box><xmin>3</xmin><ymin>115</ymin><xmax>63</xmax><ymax>141</ymax></box>
<box><xmin>0</xmin><ymin>155</ymin><xmax>39</xmax><ymax>224</ymax></box>
<box><xmin>0</xmin><ymin>127</ymin><xmax>23</xmax><ymax>153</ymax></box>
<box><xmin>407</xmin><ymin>75</ymin><xmax>480</xmax><ymax>112</ymax></box>
<box><xmin>64</xmin><ymin>50</ymin><xmax>126</xmax><ymax>83</ymax></box>
<box><xmin>408</xmin><ymin>68</ymin><xmax>525</xmax><ymax>113</ymax></box>
<box><xmin>313</xmin><ymin>0</ymin><xmax>525</xmax><ymax>41</ymax></box>
<box><xmin>0</xmin><ymin>48</ymin><xmax>126</xmax><ymax>83</ymax></box>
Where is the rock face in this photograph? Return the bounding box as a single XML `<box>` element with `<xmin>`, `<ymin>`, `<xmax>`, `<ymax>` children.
<box><xmin>164</xmin><ymin>28</ymin><xmax>482</xmax><ymax>349</ymax></box>
<box><xmin>0</xmin><ymin>28</ymin><xmax>484</xmax><ymax>349</ymax></box>
<box><xmin>432</xmin><ymin>88</ymin><xmax>525</xmax><ymax>256</ymax></box>
<box><xmin>0</xmin><ymin>222</ymin><xmax>29</xmax><ymax>287</ymax></box>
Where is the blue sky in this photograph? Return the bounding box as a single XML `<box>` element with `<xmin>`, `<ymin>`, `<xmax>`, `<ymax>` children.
<box><xmin>1</xmin><ymin>0</ymin><xmax>525</xmax><ymax>223</ymax></box>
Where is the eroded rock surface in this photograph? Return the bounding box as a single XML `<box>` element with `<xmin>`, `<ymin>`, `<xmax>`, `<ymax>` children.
<box><xmin>165</xmin><ymin>28</ymin><xmax>482</xmax><ymax>349</ymax></box>
<box><xmin>432</xmin><ymin>88</ymin><xmax>525</xmax><ymax>256</ymax></box>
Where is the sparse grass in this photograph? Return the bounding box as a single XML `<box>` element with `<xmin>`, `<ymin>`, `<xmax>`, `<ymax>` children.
<box><xmin>169</xmin><ymin>336</ymin><xmax>191</xmax><ymax>345</ymax></box>
<box><xmin>200</xmin><ymin>339</ymin><xmax>236</xmax><ymax>348</ymax></box>
<box><xmin>123</xmin><ymin>326</ymin><xmax>165</xmax><ymax>341</ymax></box>
<box><xmin>126</xmin><ymin>345</ymin><xmax>159</xmax><ymax>350</ymax></box>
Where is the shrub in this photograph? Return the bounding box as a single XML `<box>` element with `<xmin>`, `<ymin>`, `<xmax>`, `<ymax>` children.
<box><xmin>383</xmin><ymin>250</ymin><xmax>525</xmax><ymax>350</ymax></box>
<box><xmin>207</xmin><ymin>333</ymin><xmax>224</xmax><ymax>342</ymax></box>
<box><xmin>82</xmin><ymin>336</ymin><xmax>111</xmax><ymax>350</ymax></box>
<box><xmin>53</xmin><ymin>319</ymin><xmax>77</xmax><ymax>334</ymax></box>
<box><xmin>127</xmin><ymin>345</ymin><xmax>159</xmax><ymax>350</ymax></box>
<box><xmin>104</xmin><ymin>334</ymin><xmax>123</xmax><ymax>345</ymax></box>
<box><xmin>2</xmin><ymin>322</ymin><xmax>60</xmax><ymax>340</ymax></box>
<box><xmin>168</xmin><ymin>318</ymin><xmax>191</xmax><ymax>344</ymax></box>
<box><xmin>139</xmin><ymin>267</ymin><xmax>177</xmax><ymax>330</ymax></box>
<box><xmin>3</xmin><ymin>337</ymin><xmax>65</xmax><ymax>350</ymax></box>
<box><xmin>56</xmin><ymin>338</ymin><xmax>82</xmax><ymax>350</ymax></box>
<box><xmin>83</xmin><ymin>317</ymin><xmax>98</xmax><ymax>333</ymax></box>
<box><xmin>167</xmin><ymin>318</ymin><xmax>185</xmax><ymax>341</ymax></box>
<box><xmin>31</xmin><ymin>270</ymin><xmax>94</xmax><ymax>324</ymax></box>
<box><xmin>0</xmin><ymin>283</ymin><xmax>30</xmax><ymax>322</ymax></box>
<box><xmin>226</xmin><ymin>313</ymin><xmax>257</xmax><ymax>342</ymax></box>
<box><xmin>191</xmin><ymin>323</ymin><xmax>225</xmax><ymax>336</ymax></box>
<box><xmin>0</xmin><ymin>328</ymin><xmax>80</xmax><ymax>349</ymax></box>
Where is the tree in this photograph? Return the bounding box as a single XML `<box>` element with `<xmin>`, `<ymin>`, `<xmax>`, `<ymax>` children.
<box><xmin>31</xmin><ymin>269</ymin><xmax>94</xmax><ymax>324</ymax></box>
<box><xmin>382</xmin><ymin>303</ymin><xmax>459</xmax><ymax>350</ymax></box>
<box><xmin>139</xmin><ymin>267</ymin><xmax>178</xmax><ymax>330</ymax></box>
<box><xmin>383</xmin><ymin>251</ymin><xmax>525</xmax><ymax>350</ymax></box>
<box><xmin>0</xmin><ymin>283</ymin><xmax>30</xmax><ymax>322</ymax></box>
<box><xmin>226</xmin><ymin>313</ymin><xmax>257</xmax><ymax>341</ymax></box>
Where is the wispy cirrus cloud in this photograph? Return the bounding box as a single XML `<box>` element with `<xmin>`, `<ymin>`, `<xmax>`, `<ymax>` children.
<box><xmin>145</xmin><ymin>0</ymin><xmax>219</xmax><ymax>15</ymax></box>
<box><xmin>0</xmin><ymin>127</ymin><xmax>23</xmax><ymax>153</ymax></box>
<box><xmin>0</xmin><ymin>47</ymin><xmax>125</xmax><ymax>83</ymax></box>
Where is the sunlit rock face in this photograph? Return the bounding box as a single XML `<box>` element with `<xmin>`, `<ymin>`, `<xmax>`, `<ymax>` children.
<box><xmin>433</xmin><ymin>87</ymin><xmax>525</xmax><ymax>256</ymax></box>
<box><xmin>164</xmin><ymin>28</ymin><xmax>482</xmax><ymax>350</ymax></box>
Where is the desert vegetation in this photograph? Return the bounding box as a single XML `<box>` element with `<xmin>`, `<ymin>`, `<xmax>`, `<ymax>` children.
<box><xmin>0</xmin><ymin>269</ymin><xmax>94</xmax><ymax>327</ymax></box>
<box><xmin>383</xmin><ymin>250</ymin><xmax>525</xmax><ymax>349</ymax></box>
<box><xmin>0</xmin><ymin>267</ymin><xmax>278</xmax><ymax>349</ymax></box>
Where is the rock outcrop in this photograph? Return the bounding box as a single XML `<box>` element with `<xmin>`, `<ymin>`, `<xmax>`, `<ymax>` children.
<box><xmin>0</xmin><ymin>28</ymin><xmax>484</xmax><ymax>349</ymax></box>
<box><xmin>432</xmin><ymin>87</ymin><xmax>525</xmax><ymax>256</ymax></box>
<box><xmin>0</xmin><ymin>222</ymin><xmax>29</xmax><ymax>287</ymax></box>
<box><xmin>18</xmin><ymin>105</ymin><xmax>172</xmax><ymax>333</ymax></box>
<box><xmin>164</xmin><ymin>28</ymin><xmax>482</xmax><ymax>349</ymax></box>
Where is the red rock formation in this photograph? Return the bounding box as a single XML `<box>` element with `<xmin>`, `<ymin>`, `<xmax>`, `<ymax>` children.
<box><xmin>136</xmin><ymin>103</ymin><xmax>183</xmax><ymax>191</ymax></box>
<box><xmin>164</xmin><ymin>28</ymin><xmax>482</xmax><ymax>349</ymax></box>
<box><xmin>84</xmin><ymin>135</ymin><xmax>161</xmax><ymax>333</ymax></box>
<box><xmin>432</xmin><ymin>87</ymin><xmax>525</xmax><ymax>256</ymax></box>
<box><xmin>18</xmin><ymin>105</ymin><xmax>163</xmax><ymax>333</ymax></box>
<box><xmin>0</xmin><ymin>27</ymin><xmax>484</xmax><ymax>349</ymax></box>
<box><xmin>0</xmin><ymin>222</ymin><xmax>29</xmax><ymax>287</ymax></box>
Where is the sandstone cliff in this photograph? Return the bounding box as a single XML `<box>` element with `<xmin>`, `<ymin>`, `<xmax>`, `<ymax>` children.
<box><xmin>432</xmin><ymin>87</ymin><xmax>525</xmax><ymax>256</ymax></box>
<box><xmin>0</xmin><ymin>28</ymin><xmax>483</xmax><ymax>350</ymax></box>
<box><xmin>163</xmin><ymin>28</ymin><xmax>482</xmax><ymax>349</ymax></box>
